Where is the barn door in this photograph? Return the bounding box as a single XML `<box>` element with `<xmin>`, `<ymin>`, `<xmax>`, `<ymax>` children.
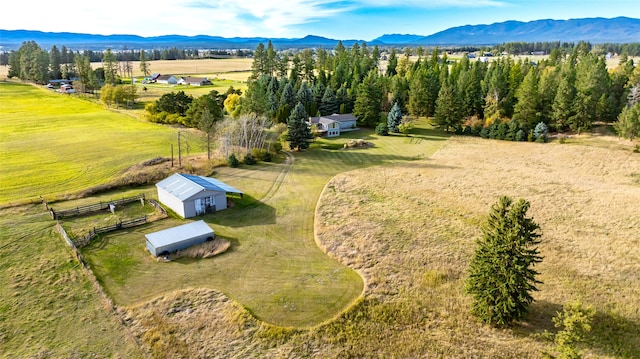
<box><xmin>195</xmin><ymin>198</ymin><xmax>205</xmax><ymax>215</ymax></box>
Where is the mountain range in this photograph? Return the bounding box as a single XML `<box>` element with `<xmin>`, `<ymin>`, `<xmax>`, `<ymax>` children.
<box><xmin>1</xmin><ymin>17</ymin><xmax>639</xmax><ymax>51</ymax></box>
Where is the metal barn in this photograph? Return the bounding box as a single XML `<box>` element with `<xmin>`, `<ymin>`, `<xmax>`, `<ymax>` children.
<box><xmin>145</xmin><ymin>220</ymin><xmax>214</xmax><ymax>257</ymax></box>
<box><xmin>156</xmin><ymin>173</ymin><xmax>243</xmax><ymax>219</ymax></box>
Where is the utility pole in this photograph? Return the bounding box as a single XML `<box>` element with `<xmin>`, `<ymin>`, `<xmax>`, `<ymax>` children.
<box><xmin>177</xmin><ymin>131</ymin><xmax>182</xmax><ymax>167</ymax></box>
<box><xmin>171</xmin><ymin>144</ymin><xmax>174</xmax><ymax>167</ymax></box>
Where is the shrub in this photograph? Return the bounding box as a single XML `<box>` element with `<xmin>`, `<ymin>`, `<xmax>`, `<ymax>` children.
<box><xmin>542</xmin><ymin>300</ymin><xmax>595</xmax><ymax>359</ymax></box>
<box><xmin>534</xmin><ymin>122</ymin><xmax>549</xmax><ymax>143</ymax></box>
<box><xmin>634</xmin><ymin>145</ymin><xmax>640</xmax><ymax>153</ymax></box>
<box><xmin>375</xmin><ymin>122</ymin><xmax>389</xmax><ymax>136</ymax></box>
<box><xmin>262</xmin><ymin>151</ymin><xmax>272</xmax><ymax>162</ymax></box>
<box><xmin>227</xmin><ymin>153</ymin><xmax>239</xmax><ymax>168</ymax></box>
<box><xmin>243</xmin><ymin>153</ymin><xmax>257</xmax><ymax>165</ymax></box>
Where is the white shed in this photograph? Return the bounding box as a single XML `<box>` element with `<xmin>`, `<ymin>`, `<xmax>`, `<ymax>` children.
<box><xmin>145</xmin><ymin>220</ymin><xmax>214</xmax><ymax>256</ymax></box>
<box><xmin>156</xmin><ymin>173</ymin><xmax>243</xmax><ymax>219</ymax></box>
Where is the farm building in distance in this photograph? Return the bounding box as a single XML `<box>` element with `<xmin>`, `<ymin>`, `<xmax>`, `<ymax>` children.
<box><xmin>156</xmin><ymin>173</ymin><xmax>243</xmax><ymax>218</ymax></box>
<box><xmin>145</xmin><ymin>220</ymin><xmax>214</xmax><ymax>257</ymax></box>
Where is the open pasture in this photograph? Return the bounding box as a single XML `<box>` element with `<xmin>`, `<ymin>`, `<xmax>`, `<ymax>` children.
<box><xmin>309</xmin><ymin>136</ymin><xmax>640</xmax><ymax>357</ymax></box>
<box><xmin>0</xmin><ymin>82</ymin><xmax>187</xmax><ymax>205</ymax></box>
<box><xmin>114</xmin><ymin>136</ymin><xmax>640</xmax><ymax>357</ymax></box>
<box><xmin>78</xmin><ymin>124</ymin><xmax>450</xmax><ymax>328</ymax></box>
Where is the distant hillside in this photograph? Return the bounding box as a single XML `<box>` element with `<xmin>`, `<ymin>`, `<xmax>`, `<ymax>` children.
<box><xmin>2</xmin><ymin>17</ymin><xmax>639</xmax><ymax>51</ymax></box>
<box><xmin>374</xmin><ymin>17</ymin><xmax>640</xmax><ymax>45</ymax></box>
<box><xmin>0</xmin><ymin>30</ymin><xmax>361</xmax><ymax>51</ymax></box>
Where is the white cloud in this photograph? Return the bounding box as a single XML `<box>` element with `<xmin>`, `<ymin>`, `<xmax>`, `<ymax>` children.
<box><xmin>351</xmin><ymin>0</ymin><xmax>507</xmax><ymax>7</ymax></box>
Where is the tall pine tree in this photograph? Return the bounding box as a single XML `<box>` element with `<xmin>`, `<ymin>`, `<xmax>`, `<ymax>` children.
<box><xmin>434</xmin><ymin>79</ymin><xmax>461</xmax><ymax>132</ymax></box>
<box><xmin>387</xmin><ymin>102</ymin><xmax>403</xmax><ymax>133</ymax></box>
<box><xmin>286</xmin><ymin>103</ymin><xmax>313</xmax><ymax>151</ymax></box>
<box><xmin>465</xmin><ymin>196</ymin><xmax>543</xmax><ymax>327</ymax></box>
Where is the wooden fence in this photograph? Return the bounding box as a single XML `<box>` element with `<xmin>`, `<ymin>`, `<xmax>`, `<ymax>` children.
<box><xmin>49</xmin><ymin>194</ymin><xmax>145</xmax><ymax>220</ymax></box>
<box><xmin>74</xmin><ymin>216</ymin><xmax>148</xmax><ymax>248</ymax></box>
<box><xmin>54</xmin><ymin>221</ymin><xmax>143</xmax><ymax>352</ymax></box>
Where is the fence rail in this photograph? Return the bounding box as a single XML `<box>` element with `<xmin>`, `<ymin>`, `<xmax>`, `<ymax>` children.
<box><xmin>50</xmin><ymin>194</ymin><xmax>145</xmax><ymax>220</ymax></box>
<box><xmin>74</xmin><ymin>216</ymin><xmax>147</xmax><ymax>247</ymax></box>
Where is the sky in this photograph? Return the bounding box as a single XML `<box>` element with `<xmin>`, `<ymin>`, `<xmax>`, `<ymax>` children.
<box><xmin>1</xmin><ymin>0</ymin><xmax>639</xmax><ymax>41</ymax></box>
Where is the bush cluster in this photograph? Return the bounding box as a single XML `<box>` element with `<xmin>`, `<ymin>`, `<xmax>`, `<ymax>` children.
<box><xmin>460</xmin><ymin>120</ymin><xmax>548</xmax><ymax>143</ymax></box>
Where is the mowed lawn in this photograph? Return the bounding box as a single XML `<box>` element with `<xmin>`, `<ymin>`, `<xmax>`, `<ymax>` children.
<box><xmin>78</xmin><ymin>124</ymin><xmax>450</xmax><ymax>327</ymax></box>
<box><xmin>0</xmin><ymin>82</ymin><xmax>178</xmax><ymax>204</ymax></box>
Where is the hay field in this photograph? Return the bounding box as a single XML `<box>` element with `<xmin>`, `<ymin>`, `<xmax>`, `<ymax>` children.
<box><xmin>312</xmin><ymin>137</ymin><xmax>640</xmax><ymax>357</ymax></box>
<box><xmin>91</xmin><ymin>58</ymin><xmax>253</xmax><ymax>78</ymax></box>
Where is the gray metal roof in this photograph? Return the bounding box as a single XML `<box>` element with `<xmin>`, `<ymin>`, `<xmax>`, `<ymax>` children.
<box><xmin>145</xmin><ymin>220</ymin><xmax>213</xmax><ymax>248</ymax></box>
<box><xmin>156</xmin><ymin>173</ymin><xmax>243</xmax><ymax>201</ymax></box>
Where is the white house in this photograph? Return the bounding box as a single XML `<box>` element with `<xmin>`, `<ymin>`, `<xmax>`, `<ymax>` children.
<box><xmin>156</xmin><ymin>173</ymin><xmax>243</xmax><ymax>218</ymax></box>
<box><xmin>156</xmin><ymin>75</ymin><xmax>178</xmax><ymax>85</ymax></box>
<box><xmin>309</xmin><ymin>113</ymin><xmax>358</xmax><ymax>137</ymax></box>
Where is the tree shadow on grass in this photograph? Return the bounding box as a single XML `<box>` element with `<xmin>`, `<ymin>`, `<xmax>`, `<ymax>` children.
<box><xmin>511</xmin><ymin>300</ymin><xmax>640</xmax><ymax>358</ymax></box>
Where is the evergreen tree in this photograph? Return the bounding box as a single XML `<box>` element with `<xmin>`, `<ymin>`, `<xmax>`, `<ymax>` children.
<box><xmin>320</xmin><ymin>86</ymin><xmax>339</xmax><ymax>116</ymax></box>
<box><xmin>296</xmin><ymin>81</ymin><xmax>313</xmax><ymax>114</ymax></box>
<box><xmin>570</xmin><ymin>53</ymin><xmax>609</xmax><ymax>132</ymax></box>
<box><xmin>386</xmin><ymin>48</ymin><xmax>398</xmax><ymax>77</ymax></box>
<box><xmin>408</xmin><ymin>67</ymin><xmax>439</xmax><ymax>117</ymax></box>
<box><xmin>534</xmin><ymin>122</ymin><xmax>549</xmax><ymax>143</ymax></box>
<box><xmin>543</xmin><ymin>301</ymin><xmax>595</xmax><ymax>359</ymax></box>
<box><xmin>465</xmin><ymin>196</ymin><xmax>543</xmax><ymax>327</ymax></box>
<box><xmin>353</xmin><ymin>70</ymin><xmax>382</xmax><ymax>127</ymax></box>
<box><xmin>434</xmin><ymin>80</ymin><xmax>462</xmax><ymax>132</ymax></box>
<box><xmin>538</xmin><ymin>67</ymin><xmax>560</xmax><ymax>125</ymax></box>
<box><xmin>139</xmin><ymin>49</ymin><xmax>151</xmax><ymax>77</ymax></box>
<box><xmin>280</xmin><ymin>81</ymin><xmax>296</xmax><ymax>109</ymax></box>
<box><xmin>265</xmin><ymin>40</ymin><xmax>277</xmax><ymax>76</ymax></box>
<box><xmin>251</xmin><ymin>43</ymin><xmax>266</xmax><ymax>79</ymax></box>
<box><xmin>513</xmin><ymin>68</ymin><xmax>541</xmax><ymax>129</ymax></box>
<box><xmin>615</xmin><ymin>103</ymin><xmax>640</xmax><ymax>140</ymax></box>
<box><xmin>387</xmin><ymin>102</ymin><xmax>403</xmax><ymax>133</ymax></box>
<box><xmin>49</xmin><ymin>45</ymin><xmax>62</xmax><ymax>79</ymax></box>
<box><xmin>286</xmin><ymin>103</ymin><xmax>313</xmax><ymax>151</ymax></box>
<box><xmin>552</xmin><ymin>60</ymin><xmax>577</xmax><ymax>131</ymax></box>
<box><xmin>102</xmin><ymin>48</ymin><xmax>118</xmax><ymax>85</ymax></box>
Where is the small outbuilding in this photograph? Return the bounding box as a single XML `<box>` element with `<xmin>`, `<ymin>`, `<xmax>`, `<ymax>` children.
<box><xmin>156</xmin><ymin>173</ymin><xmax>243</xmax><ymax>218</ymax></box>
<box><xmin>145</xmin><ymin>220</ymin><xmax>214</xmax><ymax>257</ymax></box>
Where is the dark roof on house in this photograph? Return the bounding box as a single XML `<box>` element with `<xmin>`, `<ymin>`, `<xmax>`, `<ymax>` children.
<box><xmin>156</xmin><ymin>75</ymin><xmax>175</xmax><ymax>81</ymax></box>
<box><xmin>181</xmin><ymin>77</ymin><xmax>210</xmax><ymax>84</ymax></box>
<box><xmin>156</xmin><ymin>173</ymin><xmax>243</xmax><ymax>201</ymax></box>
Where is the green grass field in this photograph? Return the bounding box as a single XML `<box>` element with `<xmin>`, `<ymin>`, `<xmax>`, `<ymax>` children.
<box><xmin>75</xmin><ymin>125</ymin><xmax>449</xmax><ymax>327</ymax></box>
<box><xmin>0</xmin><ymin>82</ymin><xmax>184</xmax><ymax>204</ymax></box>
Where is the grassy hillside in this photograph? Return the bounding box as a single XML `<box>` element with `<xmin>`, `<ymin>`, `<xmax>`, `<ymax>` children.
<box><xmin>0</xmin><ymin>82</ymin><xmax>184</xmax><ymax>204</ymax></box>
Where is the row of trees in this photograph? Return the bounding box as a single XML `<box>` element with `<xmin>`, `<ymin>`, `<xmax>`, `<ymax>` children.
<box><xmin>239</xmin><ymin>41</ymin><xmax>640</xmax><ymax>140</ymax></box>
<box><xmin>6</xmin><ymin>41</ymin><xmax>154</xmax><ymax>90</ymax></box>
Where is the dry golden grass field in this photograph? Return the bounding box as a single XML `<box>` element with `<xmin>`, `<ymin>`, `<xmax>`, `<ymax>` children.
<box><xmin>91</xmin><ymin>58</ymin><xmax>253</xmax><ymax>79</ymax></box>
<box><xmin>119</xmin><ymin>137</ymin><xmax>640</xmax><ymax>358</ymax></box>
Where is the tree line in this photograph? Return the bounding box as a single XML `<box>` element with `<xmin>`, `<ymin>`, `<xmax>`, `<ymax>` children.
<box><xmin>236</xmin><ymin>40</ymin><xmax>640</xmax><ymax>140</ymax></box>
